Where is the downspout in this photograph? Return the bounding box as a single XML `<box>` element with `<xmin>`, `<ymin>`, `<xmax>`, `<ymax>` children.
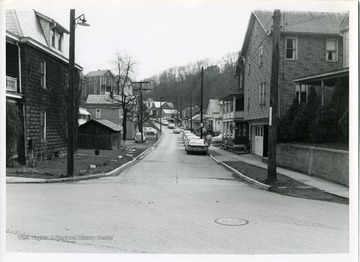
<box><xmin>17</xmin><ymin>42</ymin><xmax>27</xmax><ymax>162</ymax></box>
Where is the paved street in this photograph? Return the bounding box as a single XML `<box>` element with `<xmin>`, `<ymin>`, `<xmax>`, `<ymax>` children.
<box><xmin>6</xmin><ymin>128</ymin><xmax>349</xmax><ymax>254</ymax></box>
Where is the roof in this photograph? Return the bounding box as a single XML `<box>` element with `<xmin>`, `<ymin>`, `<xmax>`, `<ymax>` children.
<box><xmin>241</xmin><ymin>10</ymin><xmax>347</xmax><ymax>55</ymax></box>
<box><xmin>292</xmin><ymin>67</ymin><xmax>349</xmax><ymax>86</ymax></box>
<box><xmin>254</xmin><ymin>10</ymin><xmax>347</xmax><ymax>35</ymax></box>
<box><xmin>191</xmin><ymin>114</ymin><xmax>208</xmax><ymax>121</ymax></box>
<box><xmin>162</xmin><ymin>109</ymin><xmax>177</xmax><ymax>114</ymax></box>
<box><xmin>85</xmin><ymin>70</ymin><xmax>115</xmax><ymax>78</ymax></box>
<box><xmin>152</xmin><ymin>101</ymin><xmax>167</xmax><ymax>108</ymax></box>
<box><xmin>85</xmin><ymin>94</ymin><xmax>122</xmax><ymax>104</ymax></box>
<box><xmin>79</xmin><ymin>107</ymin><xmax>91</xmax><ymax>115</ymax></box>
<box><xmin>91</xmin><ymin>119</ymin><xmax>122</xmax><ymax>132</ymax></box>
<box><xmin>6</xmin><ymin>9</ymin><xmax>70</xmax><ymax>45</ymax></box>
<box><xmin>339</xmin><ymin>12</ymin><xmax>349</xmax><ymax>32</ymax></box>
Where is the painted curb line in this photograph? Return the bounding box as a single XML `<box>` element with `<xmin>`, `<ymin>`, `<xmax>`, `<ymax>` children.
<box><xmin>208</xmin><ymin>153</ymin><xmax>271</xmax><ymax>191</ymax></box>
<box><xmin>6</xmin><ymin>133</ymin><xmax>164</xmax><ymax>184</ymax></box>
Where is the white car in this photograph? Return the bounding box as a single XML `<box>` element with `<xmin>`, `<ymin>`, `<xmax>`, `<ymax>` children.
<box><xmin>134</xmin><ymin>132</ymin><xmax>146</xmax><ymax>143</ymax></box>
<box><xmin>185</xmin><ymin>138</ymin><xmax>208</xmax><ymax>155</ymax></box>
<box><xmin>144</xmin><ymin>127</ymin><xmax>158</xmax><ymax>135</ymax></box>
<box><xmin>212</xmin><ymin>133</ymin><xmax>223</xmax><ymax>143</ymax></box>
<box><xmin>168</xmin><ymin>123</ymin><xmax>175</xmax><ymax>129</ymax></box>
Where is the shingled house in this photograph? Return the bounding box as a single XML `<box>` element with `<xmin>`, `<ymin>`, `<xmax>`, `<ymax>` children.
<box><xmin>6</xmin><ymin>9</ymin><xmax>83</xmax><ymax>165</ymax></box>
<box><xmin>235</xmin><ymin>10</ymin><xmax>347</xmax><ymax>157</ymax></box>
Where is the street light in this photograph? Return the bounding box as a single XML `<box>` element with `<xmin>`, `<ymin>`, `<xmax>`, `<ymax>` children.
<box><xmin>67</xmin><ymin>10</ymin><xmax>89</xmax><ymax>177</ymax></box>
<box><xmin>160</xmin><ymin>96</ymin><xmax>165</xmax><ymax>133</ymax></box>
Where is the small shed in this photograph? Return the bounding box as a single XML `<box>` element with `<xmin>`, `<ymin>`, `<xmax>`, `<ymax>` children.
<box><xmin>78</xmin><ymin>119</ymin><xmax>121</xmax><ymax>150</ymax></box>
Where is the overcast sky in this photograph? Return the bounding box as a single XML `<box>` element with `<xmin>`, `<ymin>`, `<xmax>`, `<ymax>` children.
<box><xmin>4</xmin><ymin>0</ymin><xmax>353</xmax><ymax>80</ymax></box>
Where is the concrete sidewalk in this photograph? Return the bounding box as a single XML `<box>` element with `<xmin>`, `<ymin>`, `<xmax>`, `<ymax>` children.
<box><xmin>208</xmin><ymin>144</ymin><xmax>349</xmax><ymax>199</ymax></box>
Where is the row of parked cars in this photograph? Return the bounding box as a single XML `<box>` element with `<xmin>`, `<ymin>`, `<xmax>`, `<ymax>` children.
<box><xmin>179</xmin><ymin>130</ymin><xmax>208</xmax><ymax>155</ymax></box>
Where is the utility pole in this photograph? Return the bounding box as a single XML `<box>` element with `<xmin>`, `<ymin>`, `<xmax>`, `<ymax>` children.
<box><xmin>67</xmin><ymin>9</ymin><xmax>75</xmax><ymax>177</ymax></box>
<box><xmin>200</xmin><ymin>67</ymin><xmax>204</xmax><ymax>139</ymax></box>
<box><xmin>160</xmin><ymin>96</ymin><xmax>164</xmax><ymax>133</ymax></box>
<box><xmin>190</xmin><ymin>87</ymin><xmax>193</xmax><ymax>131</ymax></box>
<box><xmin>268</xmin><ymin>9</ymin><xmax>280</xmax><ymax>182</ymax></box>
<box><xmin>133</xmin><ymin>81</ymin><xmax>150</xmax><ymax>143</ymax></box>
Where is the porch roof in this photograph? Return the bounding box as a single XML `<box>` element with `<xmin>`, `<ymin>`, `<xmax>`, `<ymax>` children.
<box><xmin>293</xmin><ymin>68</ymin><xmax>349</xmax><ymax>86</ymax></box>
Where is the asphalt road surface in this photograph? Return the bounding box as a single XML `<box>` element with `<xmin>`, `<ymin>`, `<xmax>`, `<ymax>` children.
<box><xmin>6</xmin><ymin>127</ymin><xmax>349</xmax><ymax>255</ymax></box>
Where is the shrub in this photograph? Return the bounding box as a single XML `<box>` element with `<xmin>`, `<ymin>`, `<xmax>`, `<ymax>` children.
<box><xmin>278</xmin><ymin>98</ymin><xmax>299</xmax><ymax>142</ymax></box>
<box><xmin>290</xmin><ymin>86</ymin><xmax>320</xmax><ymax>142</ymax></box>
<box><xmin>338</xmin><ymin>110</ymin><xmax>349</xmax><ymax>142</ymax></box>
<box><xmin>310</xmin><ymin>104</ymin><xmax>338</xmax><ymax>142</ymax></box>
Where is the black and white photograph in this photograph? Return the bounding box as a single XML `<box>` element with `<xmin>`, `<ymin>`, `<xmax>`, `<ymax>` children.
<box><xmin>1</xmin><ymin>0</ymin><xmax>358</xmax><ymax>261</ymax></box>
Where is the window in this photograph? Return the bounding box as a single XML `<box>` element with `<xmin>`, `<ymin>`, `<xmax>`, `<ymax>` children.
<box><xmin>260</xmin><ymin>82</ymin><xmax>266</xmax><ymax>105</ymax></box>
<box><xmin>103</xmin><ymin>77</ymin><xmax>107</xmax><ymax>84</ymax></box>
<box><xmin>259</xmin><ymin>45</ymin><xmax>263</xmax><ymax>67</ymax></box>
<box><xmin>89</xmin><ymin>78</ymin><xmax>92</xmax><ymax>84</ymax></box>
<box><xmin>326</xmin><ymin>39</ymin><xmax>338</xmax><ymax>62</ymax></box>
<box><xmin>57</xmin><ymin>33</ymin><xmax>63</xmax><ymax>51</ymax></box>
<box><xmin>296</xmin><ymin>84</ymin><xmax>308</xmax><ymax>103</ymax></box>
<box><xmin>51</xmin><ymin>29</ymin><xmax>56</xmax><ymax>47</ymax></box>
<box><xmin>40</xmin><ymin>60</ymin><xmax>46</xmax><ymax>89</ymax></box>
<box><xmin>119</xmin><ymin>109</ymin><xmax>123</xmax><ymax>118</ymax></box>
<box><xmin>94</xmin><ymin>77</ymin><xmax>97</xmax><ymax>84</ymax></box>
<box><xmin>40</xmin><ymin>111</ymin><xmax>47</xmax><ymax>140</ymax></box>
<box><xmin>248</xmin><ymin>62</ymin><xmax>251</xmax><ymax>75</ymax></box>
<box><xmin>95</xmin><ymin>109</ymin><xmax>101</xmax><ymax>118</ymax></box>
<box><xmin>236</xmin><ymin>97</ymin><xmax>244</xmax><ymax>111</ymax></box>
<box><xmin>285</xmin><ymin>37</ymin><xmax>297</xmax><ymax>60</ymax></box>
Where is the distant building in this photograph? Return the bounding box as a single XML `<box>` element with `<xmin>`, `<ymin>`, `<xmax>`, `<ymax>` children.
<box><xmin>83</xmin><ymin>94</ymin><xmax>136</xmax><ymax>140</ymax></box>
<box><xmin>82</xmin><ymin>69</ymin><xmax>133</xmax><ymax>102</ymax></box>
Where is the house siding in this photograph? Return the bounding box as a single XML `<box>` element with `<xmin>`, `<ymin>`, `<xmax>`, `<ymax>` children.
<box><xmin>244</xmin><ymin>19</ymin><xmax>272</xmax><ymax>121</ymax></box>
<box><xmin>20</xmin><ymin>44</ymin><xmax>81</xmax><ymax>162</ymax></box>
<box><xmin>241</xmin><ymin>14</ymin><xmax>344</xmax><ymax>156</ymax></box>
<box><xmin>279</xmin><ymin>33</ymin><xmax>343</xmax><ymax>116</ymax></box>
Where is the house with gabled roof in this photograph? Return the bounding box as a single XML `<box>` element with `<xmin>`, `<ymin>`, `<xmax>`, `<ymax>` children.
<box><xmin>83</xmin><ymin>94</ymin><xmax>136</xmax><ymax>139</ymax></box>
<box><xmin>6</xmin><ymin>9</ymin><xmax>83</xmax><ymax>165</ymax></box>
<box><xmin>236</xmin><ymin>10</ymin><xmax>347</xmax><ymax>157</ymax></box>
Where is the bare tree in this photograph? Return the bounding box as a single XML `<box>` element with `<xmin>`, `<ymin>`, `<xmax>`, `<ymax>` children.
<box><xmin>108</xmin><ymin>52</ymin><xmax>137</xmax><ymax>144</ymax></box>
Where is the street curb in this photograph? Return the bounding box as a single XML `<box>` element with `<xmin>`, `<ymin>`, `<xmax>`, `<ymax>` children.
<box><xmin>6</xmin><ymin>133</ymin><xmax>164</xmax><ymax>184</ymax></box>
<box><xmin>208</xmin><ymin>153</ymin><xmax>272</xmax><ymax>191</ymax></box>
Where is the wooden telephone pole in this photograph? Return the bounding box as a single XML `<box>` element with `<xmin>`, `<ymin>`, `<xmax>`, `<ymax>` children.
<box><xmin>133</xmin><ymin>81</ymin><xmax>150</xmax><ymax>143</ymax></box>
<box><xmin>268</xmin><ymin>9</ymin><xmax>281</xmax><ymax>182</ymax></box>
<box><xmin>200</xmin><ymin>67</ymin><xmax>204</xmax><ymax>139</ymax></box>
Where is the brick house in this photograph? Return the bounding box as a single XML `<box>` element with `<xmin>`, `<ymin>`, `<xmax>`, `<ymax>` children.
<box><xmin>236</xmin><ymin>10</ymin><xmax>347</xmax><ymax>157</ymax></box>
<box><xmin>6</xmin><ymin>9</ymin><xmax>82</xmax><ymax>165</ymax></box>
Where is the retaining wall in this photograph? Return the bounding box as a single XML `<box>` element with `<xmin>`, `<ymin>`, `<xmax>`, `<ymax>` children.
<box><xmin>277</xmin><ymin>143</ymin><xmax>349</xmax><ymax>186</ymax></box>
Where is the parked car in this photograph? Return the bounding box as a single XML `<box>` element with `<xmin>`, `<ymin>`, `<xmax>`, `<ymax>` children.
<box><xmin>181</xmin><ymin>130</ymin><xmax>192</xmax><ymax>141</ymax></box>
<box><xmin>185</xmin><ymin>138</ymin><xmax>208</xmax><ymax>155</ymax></box>
<box><xmin>212</xmin><ymin>133</ymin><xmax>223</xmax><ymax>143</ymax></box>
<box><xmin>161</xmin><ymin>120</ymin><xmax>169</xmax><ymax>126</ymax></box>
<box><xmin>173</xmin><ymin>127</ymin><xmax>181</xmax><ymax>134</ymax></box>
<box><xmin>168</xmin><ymin>123</ymin><xmax>175</xmax><ymax>129</ymax></box>
<box><xmin>144</xmin><ymin>127</ymin><xmax>158</xmax><ymax>135</ymax></box>
<box><xmin>184</xmin><ymin>133</ymin><xmax>199</xmax><ymax>146</ymax></box>
<box><xmin>134</xmin><ymin>132</ymin><xmax>146</xmax><ymax>143</ymax></box>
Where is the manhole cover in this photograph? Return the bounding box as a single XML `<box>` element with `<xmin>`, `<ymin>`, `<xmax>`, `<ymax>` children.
<box><xmin>215</xmin><ymin>217</ymin><xmax>249</xmax><ymax>226</ymax></box>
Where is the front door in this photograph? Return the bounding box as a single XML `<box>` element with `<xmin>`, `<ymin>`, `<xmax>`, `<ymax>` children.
<box><xmin>254</xmin><ymin>126</ymin><xmax>264</xmax><ymax>156</ymax></box>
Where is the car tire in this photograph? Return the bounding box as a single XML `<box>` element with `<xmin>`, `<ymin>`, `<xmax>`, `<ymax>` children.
<box><xmin>187</xmin><ymin>151</ymin><xmax>190</xmax><ymax>155</ymax></box>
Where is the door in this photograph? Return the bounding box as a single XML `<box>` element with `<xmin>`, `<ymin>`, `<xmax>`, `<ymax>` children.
<box><xmin>254</xmin><ymin>126</ymin><xmax>264</xmax><ymax>156</ymax></box>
